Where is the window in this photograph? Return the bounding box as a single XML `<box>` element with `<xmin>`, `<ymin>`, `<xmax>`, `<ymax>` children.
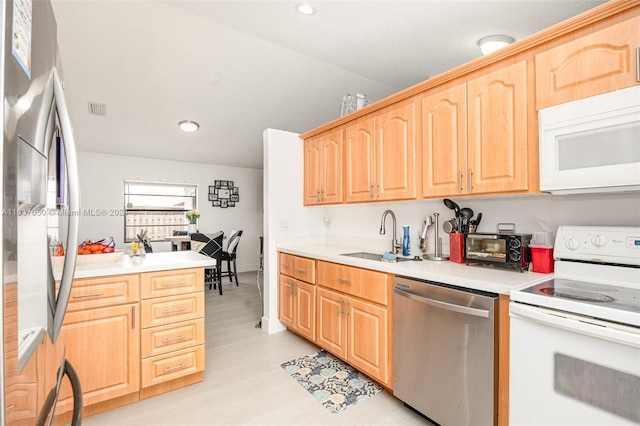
<box><xmin>124</xmin><ymin>180</ymin><xmax>197</xmax><ymax>242</ymax></box>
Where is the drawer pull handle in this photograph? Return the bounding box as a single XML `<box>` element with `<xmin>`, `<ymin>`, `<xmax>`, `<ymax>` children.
<box><xmin>295</xmin><ymin>268</ymin><xmax>306</xmax><ymax>273</ymax></box>
<box><xmin>6</xmin><ymin>404</ymin><xmax>16</xmax><ymax>411</ymax></box>
<box><xmin>163</xmin><ymin>363</ymin><xmax>188</xmax><ymax>373</ymax></box>
<box><xmin>337</xmin><ymin>278</ymin><xmax>351</xmax><ymax>284</ymax></box>
<box><xmin>162</xmin><ymin>307</ymin><xmax>186</xmax><ymax>315</ymax></box>
<box><xmin>162</xmin><ymin>281</ymin><xmax>186</xmax><ymax>287</ymax></box>
<box><xmin>163</xmin><ymin>335</ymin><xmax>187</xmax><ymax>343</ymax></box>
<box><xmin>281</xmin><ymin>263</ymin><xmax>290</xmax><ymax>268</ymax></box>
<box><xmin>73</xmin><ymin>292</ymin><xmax>105</xmax><ymax>299</ymax></box>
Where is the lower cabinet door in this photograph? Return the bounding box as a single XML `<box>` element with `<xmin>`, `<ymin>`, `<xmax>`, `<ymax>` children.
<box><xmin>294</xmin><ymin>281</ymin><xmax>316</xmax><ymax>341</ymax></box>
<box><xmin>316</xmin><ymin>288</ymin><xmax>347</xmax><ymax>359</ymax></box>
<box><xmin>278</xmin><ymin>275</ymin><xmax>295</xmax><ymax>328</ymax></box>
<box><xmin>141</xmin><ymin>345</ymin><xmax>205</xmax><ymax>388</ymax></box>
<box><xmin>346</xmin><ymin>297</ymin><xmax>389</xmax><ymax>386</ymax></box>
<box><xmin>56</xmin><ymin>304</ymin><xmax>140</xmax><ymax>412</ymax></box>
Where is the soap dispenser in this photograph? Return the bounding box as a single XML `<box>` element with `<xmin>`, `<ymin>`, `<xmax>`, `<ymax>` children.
<box><xmin>402</xmin><ymin>225</ymin><xmax>410</xmax><ymax>256</ymax></box>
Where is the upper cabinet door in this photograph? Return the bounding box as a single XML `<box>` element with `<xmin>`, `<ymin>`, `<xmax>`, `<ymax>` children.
<box><xmin>345</xmin><ymin>116</ymin><xmax>376</xmax><ymax>202</ymax></box>
<box><xmin>535</xmin><ymin>14</ymin><xmax>640</xmax><ymax>110</ymax></box>
<box><xmin>421</xmin><ymin>84</ymin><xmax>468</xmax><ymax>197</ymax></box>
<box><xmin>303</xmin><ymin>137</ymin><xmax>322</xmax><ymax>205</ymax></box>
<box><xmin>303</xmin><ymin>129</ymin><xmax>344</xmax><ymax>205</ymax></box>
<box><xmin>320</xmin><ymin>129</ymin><xmax>344</xmax><ymax>204</ymax></box>
<box><xmin>467</xmin><ymin>60</ymin><xmax>529</xmax><ymax>194</ymax></box>
<box><xmin>376</xmin><ymin>102</ymin><xmax>417</xmax><ymax>201</ymax></box>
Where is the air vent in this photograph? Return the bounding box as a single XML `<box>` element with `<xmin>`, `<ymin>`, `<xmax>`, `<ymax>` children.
<box><xmin>87</xmin><ymin>102</ymin><xmax>107</xmax><ymax>116</ymax></box>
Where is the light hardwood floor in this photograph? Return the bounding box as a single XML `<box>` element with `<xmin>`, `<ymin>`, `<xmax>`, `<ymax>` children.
<box><xmin>82</xmin><ymin>272</ymin><xmax>428</xmax><ymax>425</ymax></box>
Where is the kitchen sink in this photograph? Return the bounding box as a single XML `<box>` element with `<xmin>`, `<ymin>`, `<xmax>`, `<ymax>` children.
<box><xmin>340</xmin><ymin>252</ymin><xmax>413</xmax><ymax>263</ymax></box>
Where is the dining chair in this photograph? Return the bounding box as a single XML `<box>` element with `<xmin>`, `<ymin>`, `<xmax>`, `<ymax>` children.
<box><xmin>221</xmin><ymin>230</ymin><xmax>243</xmax><ymax>285</ymax></box>
<box><xmin>190</xmin><ymin>231</ymin><xmax>224</xmax><ymax>294</ymax></box>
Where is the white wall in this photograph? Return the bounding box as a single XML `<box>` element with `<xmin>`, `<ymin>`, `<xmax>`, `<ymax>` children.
<box><xmin>76</xmin><ymin>151</ymin><xmax>263</xmax><ymax>272</ymax></box>
<box><xmin>262</xmin><ymin>129</ymin><xmax>324</xmax><ymax>333</ymax></box>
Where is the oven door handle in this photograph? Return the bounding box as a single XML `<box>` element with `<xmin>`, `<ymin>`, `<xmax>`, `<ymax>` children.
<box><xmin>394</xmin><ymin>288</ymin><xmax>492</xmax><ymax>318</ymax></box>
<box><xmin>510</xmin><ymin>302</ymin><xmax>640</xmax><ymax>349</ymax></box>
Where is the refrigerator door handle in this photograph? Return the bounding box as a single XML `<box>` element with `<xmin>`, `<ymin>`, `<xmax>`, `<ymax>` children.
<box><xmin>48</xmin><ymin>67</ymin><xmax>80</xmax><ymax>343</ymax></box>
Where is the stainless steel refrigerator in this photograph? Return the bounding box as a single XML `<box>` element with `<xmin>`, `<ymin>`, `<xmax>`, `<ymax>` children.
<box><xmin>1</xmin><ymin>0</ymin><xmax>81</xmax><ymax>424</ymax></box>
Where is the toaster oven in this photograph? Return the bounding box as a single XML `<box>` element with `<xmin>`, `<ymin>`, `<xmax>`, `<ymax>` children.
<box><xmin>464</xmin><ymin>233</ymin><xmax>532</xmax><ymax>272</ymax></box>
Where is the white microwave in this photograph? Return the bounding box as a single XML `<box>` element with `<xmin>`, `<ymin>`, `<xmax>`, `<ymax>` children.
<box><xmin>539</xmin><ymin>85</ymin><xmax>640</xmax><ymax>194</ymax></box>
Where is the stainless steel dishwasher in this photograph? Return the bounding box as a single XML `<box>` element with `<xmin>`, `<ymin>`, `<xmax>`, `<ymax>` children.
<box><xmin>393</xmin><ymin>276</ymin><xmax>498</xmax><ymax>426</ymax></box>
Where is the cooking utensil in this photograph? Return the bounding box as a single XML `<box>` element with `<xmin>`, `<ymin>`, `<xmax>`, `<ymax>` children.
<box><xmin>468</xmin><ymin>212</ymin><xmax>482</xmax><ymax>233</ymax></box>
<box><xmin>443</xmin><ymin>198</ymin><xmax>461</xmax><ymax>231</ymax></box>
<box><xmin>459</xmin><ymin>207</ymin><xmax>474</xmax><ymax>233</ymax></box>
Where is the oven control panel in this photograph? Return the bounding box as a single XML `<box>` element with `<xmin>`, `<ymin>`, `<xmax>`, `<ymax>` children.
<box><xmin>555</xmin><ymin>226</ymin><xmax>640</xmax><ymax>266</ymax></box>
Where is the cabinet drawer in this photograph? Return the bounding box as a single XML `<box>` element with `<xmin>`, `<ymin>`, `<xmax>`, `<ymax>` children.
<box><xmin>141</xmin><ymin>344</ymin><xmax>205</xmax><ymax>388</ymax></box>
<box><xmin>141</xmin><ymin>268</ymin><xmax>204</xmax><ymax>299</ymax></box>
<box><xmin>141</xmin><ymin>293</ymin><xmax>204</xmax><ymax>328</ymax></box>
<box><xmin>141</xmin><ymin>318</ymin><xmax>205</xmax><ymax>358</ymax></box>
<box><xmin>67</xmin><ymin>274</ymin><xmax>140</xmax><ymax>311</ymax></box>
<box><xmin>279</xmin><ymin>253</ymin><xmax>295</xmax><ymax>277</ymax></box>
<box><xmin>294</xmin><ymin>256</ymin><xmax>316</xmax><ymax>284</ymax></box>
<box><xmin>318</xmin><ymin>261</ymin><xmax>389</xmax><ymax>305</ymax></box>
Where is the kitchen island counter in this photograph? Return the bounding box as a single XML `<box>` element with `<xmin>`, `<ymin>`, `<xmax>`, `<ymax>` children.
<box><xmin>55</xmin><ymin>251</ymin><xmax>215</xmax><ymax>280</ymax></box>
<box><xmin>277</xmin><ymin>242</ymin><xmax>551</xmax><ymax>295</ymax></box>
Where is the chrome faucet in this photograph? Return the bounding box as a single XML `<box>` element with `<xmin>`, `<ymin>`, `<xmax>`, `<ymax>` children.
<box><xmin>379</xmin><ymin>209</ymin><xmax>402</xmax><ymax>254</ymax></box>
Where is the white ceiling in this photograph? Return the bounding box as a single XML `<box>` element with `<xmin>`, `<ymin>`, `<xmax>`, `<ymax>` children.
<box><xmin>50</xmin><ymin>0</ymin><xmax>606</xmax><ymax>170</ymax></box>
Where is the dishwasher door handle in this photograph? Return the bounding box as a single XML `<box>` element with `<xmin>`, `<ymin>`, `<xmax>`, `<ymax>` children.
<box><xmin>394</xmin><ymin>287</ymin><xmax>492</xmax><ymax>318</ymax></box>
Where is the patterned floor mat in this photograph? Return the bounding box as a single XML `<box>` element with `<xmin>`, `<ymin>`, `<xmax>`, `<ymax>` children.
<box><xmin>281</xmin><ymin>349</ymin><xmax>383</xmax><ymax>413</ymax></box>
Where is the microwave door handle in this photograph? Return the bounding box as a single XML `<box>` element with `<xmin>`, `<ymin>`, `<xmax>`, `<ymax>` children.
<box><xmin>467</xmin><ymin>234</ymin><xmax>498</xmax><ymax>240</ymax></box>
<box><xmin>49</xmin><ymin>67</ymin><xmax>80</xmax><ymax>344</ymax></box>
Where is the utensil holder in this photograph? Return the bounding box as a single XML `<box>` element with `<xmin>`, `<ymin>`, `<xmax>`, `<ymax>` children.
<box><xmin>449</xmin><ymin>232</ymin><xmax>465</xmax><ymax>263</ymax></box>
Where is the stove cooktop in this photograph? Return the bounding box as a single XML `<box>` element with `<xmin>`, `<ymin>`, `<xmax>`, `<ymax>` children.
<box><xmin>512</xmin><ymin>278</ymin><xmax>640</xmax><ymax>327</ymax></box>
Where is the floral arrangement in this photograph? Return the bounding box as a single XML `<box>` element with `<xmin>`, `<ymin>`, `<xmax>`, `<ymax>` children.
<box><xmin>185</xmin><ymin>209</ymin><xmax>200</xmax><ymax>223</ymax></box>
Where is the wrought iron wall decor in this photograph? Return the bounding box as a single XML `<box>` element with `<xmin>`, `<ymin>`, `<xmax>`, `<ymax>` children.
<box><xmin>209</xmin><ymin>180</ymin><xmax>239</xmax><ymax>208</ymax></box>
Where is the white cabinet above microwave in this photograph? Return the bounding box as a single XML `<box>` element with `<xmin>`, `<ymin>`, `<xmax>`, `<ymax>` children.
<box><xmin>539</xmin><ymin>85</ymin><xmax>640</xmax><ymax>195</ymax></box>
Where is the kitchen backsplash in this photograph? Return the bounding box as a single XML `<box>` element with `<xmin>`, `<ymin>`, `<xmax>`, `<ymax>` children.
<box><xmin>315</xmin><ymin>192</ymin><xmax>640</xmax><ymax>256</ymax></box>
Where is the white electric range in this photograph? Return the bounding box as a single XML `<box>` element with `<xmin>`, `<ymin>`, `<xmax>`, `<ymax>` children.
<box><xmin>509</xmin><ymin>226</ymin><xmax>640</xmax><ymax>425</ymax></box>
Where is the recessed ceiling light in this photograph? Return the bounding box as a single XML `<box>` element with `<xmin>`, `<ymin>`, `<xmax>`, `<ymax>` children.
<box><xmin>296</xmin><ymin>4</ymin><xmax>315</xmax><ymax>15</ymax></box>
<box><xmin>478</xmin><ymin>35</ymin><xmax>514</xmax><ymax>56</ymax></box>
<box><xmin>178</xmin><ymin>120</ymin><xmax>199</xmax><ymax>133</ymax></box>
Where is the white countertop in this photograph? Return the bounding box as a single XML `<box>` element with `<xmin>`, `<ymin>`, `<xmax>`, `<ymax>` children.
<box><xmin>277</xmin><ymin>242</ymin><xmax>552</xmax><ymax>295</ymax></box>
<box><xmin>56</xmin><ymin>251</ymin><xmax>216</xmax><ymax>280</ymax></box>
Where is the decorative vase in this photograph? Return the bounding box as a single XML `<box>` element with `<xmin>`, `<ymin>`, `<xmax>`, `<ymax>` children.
<box><xmin>188</xmin><ymin>222</ymin><xmax>197</xmax><ymax>234</ymax></box>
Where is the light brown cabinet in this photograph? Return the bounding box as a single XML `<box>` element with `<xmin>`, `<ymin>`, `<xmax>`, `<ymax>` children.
<box><xmin>316</xmin><ymin>261</ymin><xmax>391</xmax><ymax>387</ymax></box>
<box><xmin>421</xmin><ymin>60</ymin><xmax>529</xmax><ymax>197</ymax></box>
<box><xmin>345</xmin><ymin>100</ymin><xmax>418</xmax><ymax>202</ymax></box>
<box><xmin>278</xmin><ymin>253</ymin><xmax>316</xmax><ymax>341</ymax></box>
<box><xmin>139</xmin><ymin>268</ymin><xmax>205</xmax><ymax>399</ymax></box>
<box><xmin>303</xmin><ymin>129</ymin><xmax>344</xmax><ymax>205</ymax></box>
<box><xmin>56</xmin><ymin>274</ymin><xmax>140</xmax><ymax>415</ymax></box>
<box><xmin>2</xmin><ymin>283</ymin><xmax>47</xmax><ymax>426</ymax></box>
<box><xmin>56</xmin><ymin>303</ymin><xmax>140</xmax><ymax>412</ymax></box>
<box><xmin>535</xmin><ymin>14</ymin><xmax>640</xmax><ymax>110</ymax></box>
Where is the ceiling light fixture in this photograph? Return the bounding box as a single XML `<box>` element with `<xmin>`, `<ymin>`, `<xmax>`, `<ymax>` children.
<box><xmin>178</xmin><ymin>120</ymin><xmax>199</xmax><ymax>133</ymax></box>
<box><xmin>478</xmin><ymin>35</ymin><xmax>514</xmax><ymax>56</ymax></box>
<box><xmin>295</xmin><ymin>4</ymin><xmax>315</xmax><ymax>15</ymax></box>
